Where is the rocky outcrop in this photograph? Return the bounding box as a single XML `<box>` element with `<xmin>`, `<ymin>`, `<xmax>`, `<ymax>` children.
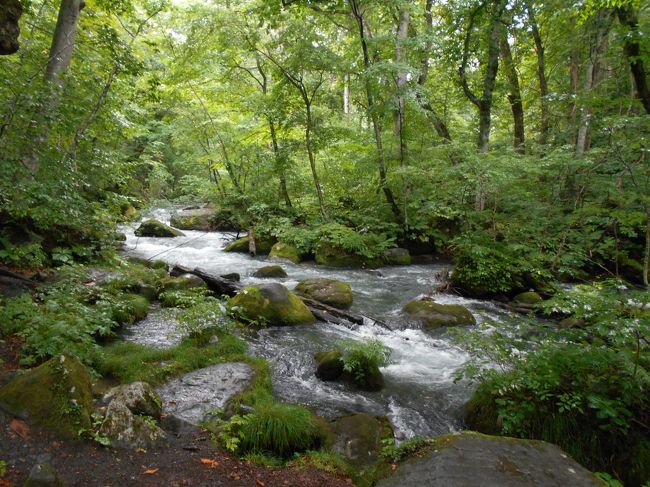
<box><xmin>384</xmin><ymin>248</ymin><xmax>412</xmax><ymax>266</ymax></box>
<box><xmin>134</xmin><ymin>219</ymin><xmax>185</xmax><ymax>238</ymax></box>
<box><xmin>269</xmin><ymin>242</ymin><xmax>303</xmax><ymax>264</ymax></box>
<box><xmin>230</xmin><ymin>283</ymin><xmax>316</xmax><ymax>326</ymax></box>
<box><xmin>0</xmin><ymin>0</ymin><xmax>22</xmax><ymax>55</ymax></box>
<box><xmin>314</xmin><ymin>350</ymin><xmax>345</xmax><ymax>381</ymax></box>
<box><xmin>314</xmin><ymin>349</ymin><xmax>383</xmax><ymax>391</ymax></box>
<box><xmin>0</xmin><ymin>355</ymin><xmax>93</xmax><ymax>438</ymax></box>
<box><xmin>224</xmin><ymin>235</ymin><xmax>276</xmax><ymax>254</ymax></box>
<box><xmin>99</xmin><ymin>382</ymin><xmax>166</xmax><ymax>449</ymax></box>
<box><xmin>315</xmin><ymin>243</ymin><xmax>383</xmax><ymax>268</ymax></box>
<box><xmin>156</xmin><ymin>363</ymin><xmax>255</xmax><ymax>432</ymax></box>
<box><xmin>169</xmin><ymin>208</ymin><xmax>217</xmax><ymax>231</ymax></box>
<box><xmin>253</xmin><ymin>265</ymin><xmax>288</xmax><ymax>278</ymax></box>
<box><xmin>295</xmin><ymin>278</ymin><xmax>353</xmax><ymax>309</ymax></box>
<box><xmin>402</xmin><ymin>299</ymin><xmax>476</xmax><ymax>328</ymax></box>
<box><xmin>376</xmin><ymin>432</ymin><xmax>605</xmax><ymax>487</ymax></box>
<box><xmin>330</xmin><ymin>414</ymin><xmax>393</xmax><ymax>469</ymax></box>
<box><xmin>512</xmin><ymin>291</ymin><xmax>542</xmax><ymax>307</ymax></box>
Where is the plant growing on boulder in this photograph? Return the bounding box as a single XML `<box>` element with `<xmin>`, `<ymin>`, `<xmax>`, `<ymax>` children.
<box><xmin>336</xmin><ymin>339</ymin><xmax>392</xmax><ymax>390</ymax></box>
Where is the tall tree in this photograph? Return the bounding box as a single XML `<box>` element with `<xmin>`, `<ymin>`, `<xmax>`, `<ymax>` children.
<box><xmin>0</xmin><ymin>0</ymin><xmax>22</xmax><ymax>55</ymax></box>
<box><xmin>524</xmin><ymin>0</ymin><xmax>549</xmax><ymax>144</ymax></box>
<box><xmin>616</xmin><ymin>5</ymin><xmax>650</xmax><ymax>114</ymax></box>
<box><xmin>45</xmin><ymin>0</ymin><xmax>85</xmax><ymax>87</ymax></box>
<box><xmin>500</xmin><ymin>33</ymin><xmax>525</xmax><ymax>153</ymax></box>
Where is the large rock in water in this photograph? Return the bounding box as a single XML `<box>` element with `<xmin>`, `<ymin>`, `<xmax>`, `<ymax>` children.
<box><xmin>295</xmin><ymin>278</ymin><xmax>353</xmax><ymax>309</ymax></box>
<box><xmin>384</xmin><ymin>248</ymin><xmax>412</xmax><ymax>266</ymax></box>
<box><xmin>99</xmin><ymin>382</ymin><xmax>166</xmax><ymax>449</ymax></box>
<box><xmin>269</xmin><ymin>242</ymin><xmax>303</xmax><ymax>264</ymax></box>
<box><xmin>135</xmin><ymin>219</ymin><xmax>185</xmax><ymax>238</ymax></box>
<box><xmin>0</xmin><ymin>355</ymin><xmax>93</xmax><ymax>438</ymax></box>
<box><xmin>156</xmin><ymin>362</ymin><xmax>254</xmax><ymax>432</ymax></box>
<box><xmin>0</xmin><ymin>0</ymin><xmax>22</xmax><ymax>55</ymax></box>
<box><xmin>330</xmin><ymin>414</ymin><xmax>393</xmax><ymax>473</ymax></box>
<box><xmin>252</xmin><ymin>265</ymin><xmax>287</xmax><ymax>278</ymax></box>
<box><xmin>402</xmin><ymin>299</ymin><xmax>476</xmax><ymax>328</ymax></box>
<box><xmin>224</xmin><ymin>235</ymin><xmax>276</xmax><ymax>254</ymax></box>
<box><xmin>169</xmin><ymin>208</ymin><xmax>217</xmax><ymax>231</ymax></box>
<box><xmin>376</xmin><ymin>432</ymin><xmax>605</xmax><ymax>487</ymax></box>
<box><xmin>230</xmin><ymin>283</ymin><xmax>316</xmax><ymax>326</ymax></box>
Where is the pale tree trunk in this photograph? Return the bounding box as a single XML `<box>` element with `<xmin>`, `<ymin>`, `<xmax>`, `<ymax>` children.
<box><xmin>343</xmin><ymin>75</ymin><xmax>350</xmax><ymax>115</ymax></box>
<box><xmin>45</xmin><ymin>0</ymin><xmax>85</xmax><ymax>87</ymax></box>
<box><xmin>417</xmin><ymin>0</ymin><xmax>452</xmax><ymax>143</ymax></box>
<box><xmin>525</xmin><ymin>1</ymin><xmax>549</xmax><ymax>145</ymax></box>
<box><xmin>500</xmin><ymin>35</ymin><xmax>525</xmax><ymax>153</ymax></box>
<box><xmin>269</xmin><ymin>120</ymin><xmax>292</xmax><ymax>207</ymax></box>
<box><xmin>576</xmin><ymin>11</ymin><xmax>611</xmax><ymax>156</ymax></box>
<box><xmin>349</xmin><ymin>0</ymin><xmax>402</xmax><ymax>223</ymax></box>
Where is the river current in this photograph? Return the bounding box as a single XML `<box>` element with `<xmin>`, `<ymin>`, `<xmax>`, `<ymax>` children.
<box><xmin>120</xmin><ymin>208</ymin><xmax>514</xmax><ymax>439</ymax></box>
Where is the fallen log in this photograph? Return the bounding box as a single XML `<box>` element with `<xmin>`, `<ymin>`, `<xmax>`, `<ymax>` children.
<box><xmin>192</xmin><ymin>267</ymin><xmax>241</xmax><ymax>297</ymax></box>
<box><xmin>298</xmin><ymin>296</ymin><xmax>391</xmax><ymax>330</ymax></box>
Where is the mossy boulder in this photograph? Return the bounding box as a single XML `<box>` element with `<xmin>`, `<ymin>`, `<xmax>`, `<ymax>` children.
<box><xmin>159</xmin><ymin>274</ymin><xmax>206</xmax><ymax>293</ymax></box>
<box><xmin>134</xmin><ymin>219</ymin><xmax>185</xmax><ymax>238</ymax></box>
<box><xmin>295</xmin><ymin>278</ymin><xmax>353</xmax><ymax>309</ymax></box>
<box><xmin>169</xmin><ymin>208</ymin><xmax>217</xmax><ymax>231</ymax></box>
<box><xmin>269</xmin><ymin>242</ymin><xmax>303</xmax><ymax>264</ymax></box>
<box><xmin>253</xmin><ymin>265</ymin><xmax>288</xmax><ymax>278</ymax></box>
<box><xmin>314</xmin><ymin>350</ymin><xmax>344</xmax><ymax>381</ymax></box>
<box><xmin>315</xmin><ymin>243</ymin><xmax>383</xmax><ymax>269</ymax></box>
<box><xmin>230</xmin><ymin>283</ymin><xmax>316</xmax><ymax>326</ymax></box>
<box><xmin>126</xmin><ymin>256</ymin><xmax>168</xmax><ymax>270</ymax></box>
<box><xmin>111</xmin><ymin>294</ymin><xmax>149</xmax><ymax>325</ymax></box>
<box><xmin>512</xmin><ymin>291</ymin><xmax>542</xmax><ymax>307</ymax></box>
<box><xmin>224</xmin><ymin>235</ymin><xmax>276</xmax><ymax>254</ymax></box>
<box><xmin>402</xmin><ymin>299</ymin><xmax>476</xmax><ymax>328</ymax></box>
<box><xmin>348</xmin><ymin>363</ymin><xmax>384</xmax><ymax>392</ymax></box>
<box><xmin>0</xmin><ymin>355</ymin><xmax>93</xmax><ymax>438</ymax></box>
<box><xmin>330</xmin><ymin>414</ymin><xmax>393</xmax><ymax>484</ymax></box>
<box><xmin>384</xmin><ymin>248</ymin><xmax>412</xmax><ymax>266</ymax></box>
<box><xmin>23</xmin><ymin>463</ymin><xmax>64</xmax><ymax>487</ymax></box>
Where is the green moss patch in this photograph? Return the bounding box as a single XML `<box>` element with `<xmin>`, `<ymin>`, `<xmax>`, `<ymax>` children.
<box><xmin>229</xmin><ymin>284</ymin><xmax>316</xmax><ymax>326</ymax></box>
<box><xmin>402</xmin><ymin>300</ymin><xmax>476</xmax><ymax>328</ymax></box>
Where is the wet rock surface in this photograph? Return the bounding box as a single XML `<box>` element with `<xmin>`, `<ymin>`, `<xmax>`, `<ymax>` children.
<box><xmin>377</xmin><ymin>432</ymin><xmax>605</xmax><ymax>487</ymax></box>
<box><xmin>157</xmin><ymin>362</ymin><xmax>255</xmax><ymax>431</ymax></box>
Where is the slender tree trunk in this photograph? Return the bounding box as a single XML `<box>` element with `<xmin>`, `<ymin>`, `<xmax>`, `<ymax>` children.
<box><xmin>343</xmin><ymin>75</ymin><xmax>350</xmax><ymax>115</ymax></box>
<box><xmin>304</xmin><ymin>100</ymin><xmax>327</xmax><ymax>219</ymax></box>
<box><xmin>349</xmin><ymin>0</ymin><xmax>401</xmax><ymax>223</ymax></box>
<box><xmin>394</xmin><ymin>7</ymin><xmax>409</xmax><ymax>167</ymax></box>
<box><xmin>525</xmin><ymin>0</ymin><xmax>548</xmax><ymax>145</ymax></box>
<box><xmin>617</xmin><ymin>6</ymin><xmax>650</xmax><ymax>115</ymax></box>
<box><xmin>45</xmin><ymin>0</ymin><xmax>85</xmax><ymax>87</ymax></box>
<box><xmin>500</xmin><ymin>36</ymin><xmax>525</xmax><ymax>153</ymax></box>
<box><xmin>269</xmin><ymin>119</ymin><xmax>292</xmax><ymax>207</ymax></box>
<box><xmin>417</xmin><ymin>0</ymin><xmax>452</xmax><ymax>143</ymax></box>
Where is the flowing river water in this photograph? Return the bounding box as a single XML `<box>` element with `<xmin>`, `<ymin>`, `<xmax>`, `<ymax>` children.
<box><xmin>120</xmin><ymin>209</ymin><xmax>516</xmax><ymax>440</ymax></box>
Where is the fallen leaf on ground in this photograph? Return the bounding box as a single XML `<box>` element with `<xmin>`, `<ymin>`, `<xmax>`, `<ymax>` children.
<box><xmin>9</xmin><ymin>419</ymin><xmax>30</xmax><ymax>439</ymax></box>
<box><xmin>391</xmin><ymin>464</ymin><xmax>398</xmax><ymax>472</ymax></box>
<box><xmin>143</xmin><ymin>468</ymin><xmax>159</xmax><ymax>475</ymax></box>
<box><xmin>135</xmin><ymin>448</ymin><xmax>146</xmax><ymax>453</ymax></box>
<box><xmin>200</xmin><ymin>458</ymin><xmax>219</xmax><ymax>468</ymax></box>
<box><xmin>0</xmin><ymin>479</ymin><xmax>16</xmax><ymax>487</ymax></box>
<box><xmin>256</xmin><ymin>479</ymin><xmax>265</xmax><ymax>487</ymax></box>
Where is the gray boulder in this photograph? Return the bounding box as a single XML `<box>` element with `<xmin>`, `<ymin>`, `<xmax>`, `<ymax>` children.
<box><xmin>377</xmin><ymin>432</ymin><xmax>605</xmax><ymax>487</ymax></box>
<box><xmin>23</xmin><ymin>463</ymin><xmax>63</xmax><ymax>487</ymax></box>
<box><xmin>134</xmin><ymin>219</ymin><xmax>185</xmax><ymax>238</ymax></box>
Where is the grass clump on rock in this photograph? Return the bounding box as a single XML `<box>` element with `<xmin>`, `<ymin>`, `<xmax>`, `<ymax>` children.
<box><xmin>336</xmin><ymin>339</ymin><xmax>392</xmax><ymax>391</ymax></box>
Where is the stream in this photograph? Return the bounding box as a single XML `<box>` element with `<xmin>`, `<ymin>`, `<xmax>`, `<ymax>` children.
<box><xmin>120</xmin><ymin>208</ymin><xmax>517</xmax><ymax>440</ymax></box>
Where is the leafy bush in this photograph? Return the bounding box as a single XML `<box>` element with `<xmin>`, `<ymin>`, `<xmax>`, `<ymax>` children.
<box><xmin>219</xmin><ymin>403</ymin><xmax>320</xmax><ymax>458</ymax></box>
<box><xmin>336</xmin><ymin>339</ymin><xmax>392</xmax><ymax>383</ymax></box>
<box><xmin>455</xmin><ymin>281</ymin><xmax>650</xmax><ymax>486</ymax></box>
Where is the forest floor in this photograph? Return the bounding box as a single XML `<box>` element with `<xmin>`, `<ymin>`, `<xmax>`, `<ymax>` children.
<box><xmin>0</xmin><ymin>338</ymin><xmax>352</xmax><ymax>487</ymax></box>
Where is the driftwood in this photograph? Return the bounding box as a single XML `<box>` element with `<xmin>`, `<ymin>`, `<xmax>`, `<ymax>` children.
<box><xmin>192</xmin><ymin>268</ymin><xmax>241</xmax><ymax>297</ymax></box>
<box><xmin>299</xmin><ymin>296</ymin><xmax>391</xmax><ymax>330</ymax></box>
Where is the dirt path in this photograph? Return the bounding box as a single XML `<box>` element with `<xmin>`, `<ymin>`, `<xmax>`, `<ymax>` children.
<box><xmin>0</xmin><ymin>413</ymin><xmax>352</xmax><ymax>487</ymax></box>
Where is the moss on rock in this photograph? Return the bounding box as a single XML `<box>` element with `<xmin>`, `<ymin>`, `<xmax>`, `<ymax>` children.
<box><xmin>252</xmin><ymin>265</ymin><xmax>288</xmax><ymax>278</ymax></box>
<box><xmin>315</xmin><ymin>243</ymin><xmax>383</xmax><ymax>269</ymax></box>
<box><xmin>314</xmin><ymin>350</ymin><xmax>344</xmax><ymax>381</ymax></box>
<box><xmin>512</xmin><ymin>291</ymin><xmax>542</xmax><ymax>306</ymax></box>
<box><xmin>0</xmin><ymin>355</ymin><xmax>93</xmax><ymax>438</ymax></box>
<box><xmin>134</xmin><ymin>219</ymin><xmax>185</xmax><ymax>238</ymax></box>
<box><xmin>112</xmin><ymin>294</ymin><xmax>149</xmax><ymax>325</ymax></box>
<box><xmin>402</xmin><ymin>299</ymin><xmax>476</xmax><ymax>328</ymax></box>
<box><xmin>159</xmin><ymin>275</ymin><xmax>206</xmax><ymax>293</ymax></box>
<box><xmin>229</xmin><ymin>283</ymin><xmax>316</xmax><ymax>326</ymax></box>
<box><xmin>295</xmin><ymin>278</ymin><xmax>353</xmax><ymax>309</ymax></box>
<box><xmin>224</xmin><ymin>234</ymin><xmax>276</xmax><ymax>254</ymax></box>
<box><xmin>269</xmin><ymin>242</ymin><xmax>303</xmax><ymax>264</ymax></box>
<box><xmin>384</xmin><ymin>248</ymin><xmax>412</xmax><ymax>266</ymax></box>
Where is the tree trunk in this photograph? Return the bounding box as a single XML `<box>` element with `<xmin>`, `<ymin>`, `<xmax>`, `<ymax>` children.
<box><xmin>394</xmin><ymin>7</ymin><xmax>409</xmax><ymax>167</ymax></box>
<box><xmin>269</xmin><ymin>119</ymin><xmax>292</xmax><ymax>207</ymax></box>
<box><xmin>417</xmin><ymin>0</ymin><xmax>452</xmax><ymax>143</ymax></box>
<box><xmin>500</xmin><ymin>36</ymin><xmax>525</xmax><ymax>153</ymax></box>
<box><xmin>0</xmin><ymin>0</ymin><xmax>22</xmax><ymax>55</ymax></box>
<box><xmin>525</xmin><ymin>1</ymin><xmax>549</xmax><ymax>144</ymax></box>
<box><xmin>617</xmin><ymin>6</ymin><xmax>650</xmax><ymax>115</ymax></box>
<box><xmin>45</xmin><ymin>0</ymin><xmax>85</xmax><ymax>87</ymax></box>
<box><xmin>349</xmin><ymin>0</ymin><xmax>401</xmax><ymax>223</ymax></box>
<box><xmin>304</xmin><ymin>100</ymin><xmax>327</xmax><ymax>220</ymax></box>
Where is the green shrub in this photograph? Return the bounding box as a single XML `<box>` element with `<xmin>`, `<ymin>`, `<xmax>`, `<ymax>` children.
<box><xmin>336</xmin><ymin>339</ymin><xmax>392</xmax><ymax>384</ymax></box>
<box><xmin>221</xmin><ymin>403</ymin><xmax>320</xmax><ymax>458</ymax></box>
